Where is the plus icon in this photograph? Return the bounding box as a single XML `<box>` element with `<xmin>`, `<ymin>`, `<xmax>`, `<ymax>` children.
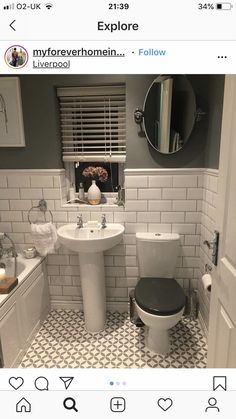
<box><xmin>110</xmin><ymin>397</ymin><xmax>126</xmax><ymax>412</ymax></box>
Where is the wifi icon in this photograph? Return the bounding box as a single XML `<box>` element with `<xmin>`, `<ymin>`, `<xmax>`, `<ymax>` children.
<box><xmin>45</xmin><ymin>3</ymin><xmax>53</xmax><ymax>9</ymax></box>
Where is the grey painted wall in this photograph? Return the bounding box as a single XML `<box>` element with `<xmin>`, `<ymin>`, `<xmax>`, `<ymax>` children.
<box><xmin>204</xmin><ymin>75</ymin><xmax>225</xmax><ymax>169</ymax></box>
<box><xmin>127</xmin><ymin>75</ymin><xmax>224</xmax><ymax>169</ymax></box>
<box><xmin>0</xmin><ymin>75</ymin><xmax>131</xmax><ymax>169</ymax></box>
<box><xmin>0</xmin><ymin>74</ymin><xmax>224</xmax><ymax>170</ymax></box>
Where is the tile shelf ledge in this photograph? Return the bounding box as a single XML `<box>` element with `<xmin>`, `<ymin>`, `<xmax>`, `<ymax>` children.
<box><xmin>61</xmin><ymin>201</ymin><xmax>125</xmax><ymax>211</ymax></box>
<box><xmin>62</xmin><ymin>191</ymin><xmax>124</xmax><ymax>210</ymax></box>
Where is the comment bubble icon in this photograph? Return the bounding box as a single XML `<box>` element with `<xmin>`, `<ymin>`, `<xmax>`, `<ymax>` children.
<box><xmin>34</xmin><ymin>376</ymin><xmax>49</xmax><ymax>391</ymax></box>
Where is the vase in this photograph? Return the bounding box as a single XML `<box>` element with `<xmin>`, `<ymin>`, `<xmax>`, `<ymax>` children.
<box><xmin>87</xmin><ymin>180</ymin><xmax>101</xmax><ymax>205</ymax></box>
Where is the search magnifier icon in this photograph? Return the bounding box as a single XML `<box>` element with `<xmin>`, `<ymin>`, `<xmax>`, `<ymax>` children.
<box><xmin>63</xmin><ymin>397</ymin><xmax>78</xmax><ymax>412</ymax></box>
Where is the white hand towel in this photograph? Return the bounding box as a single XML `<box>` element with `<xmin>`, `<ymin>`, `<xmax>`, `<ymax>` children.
<box><xmin>31</xmin><ymin>222</ymin><xmax>59</xmax><ymax>256</ymax></box>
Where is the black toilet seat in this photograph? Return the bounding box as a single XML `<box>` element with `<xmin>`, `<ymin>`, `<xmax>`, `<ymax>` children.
<box><xmin>134</xmin><ymin>277</ymin><xmax>186</xmax><ymax>316</ymax></box>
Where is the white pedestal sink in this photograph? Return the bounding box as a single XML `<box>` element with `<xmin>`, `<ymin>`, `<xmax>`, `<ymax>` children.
<box><xmin>57</xmin><ymin>223</ymin><xmax>124</xmax><ymax>333</ymax></box>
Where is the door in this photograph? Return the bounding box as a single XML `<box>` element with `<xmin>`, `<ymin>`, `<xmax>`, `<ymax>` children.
<box><xmin>207</xmin><ymin>75</ymin><xmax>236</xmax><ymax>367</ymax></box>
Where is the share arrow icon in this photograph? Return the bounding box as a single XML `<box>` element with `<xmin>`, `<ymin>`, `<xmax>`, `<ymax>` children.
<box><xmin>60</xmin><ymin>377</ymin><xmax>74</xmax><ymax>390</ymax></box>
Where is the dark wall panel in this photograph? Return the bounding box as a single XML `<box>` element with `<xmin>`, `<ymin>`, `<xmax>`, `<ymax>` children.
<box><xmin>0</xmin><ymin>74</ymin><xmax>224</xmax><ymax>169</ymax></box>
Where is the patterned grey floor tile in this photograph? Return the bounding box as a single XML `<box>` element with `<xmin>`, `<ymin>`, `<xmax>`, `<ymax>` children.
<box><xmin>19</xmin><ymin>310</ymin><xmax>207</xmax><ymax>369</ymax></box>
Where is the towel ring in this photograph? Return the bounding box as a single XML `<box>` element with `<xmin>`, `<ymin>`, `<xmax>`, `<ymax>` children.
<box><xmin>28</xmin><ymin>199</ymin><xmax>53</xmax><ymax>224</ymax></box>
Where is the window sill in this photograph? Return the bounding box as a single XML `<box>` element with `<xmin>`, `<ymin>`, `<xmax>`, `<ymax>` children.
<box><xmin>62</xmin><ymin>197</ymin><xmax>125</xmax><ymax>211</ymax></box>
<box><xmin>61</xmin><ymin>191</ymin><xmax>125</xmax><ymax>211</ymax></box>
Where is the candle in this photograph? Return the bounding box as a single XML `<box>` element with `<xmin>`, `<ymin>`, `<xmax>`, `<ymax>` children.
<box><xmin>0</xmin><ymin>268</ymin><xmax>6</xmax><ymax>280</ymax></box>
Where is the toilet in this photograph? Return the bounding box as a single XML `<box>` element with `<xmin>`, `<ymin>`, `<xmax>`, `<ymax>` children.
<box><xmin>134</xmin><ymin>232</ymin><xmax>186</xmax><ymax>354</ymax></box>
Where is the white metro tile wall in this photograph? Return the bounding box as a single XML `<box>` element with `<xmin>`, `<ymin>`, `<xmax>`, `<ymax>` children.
<box><xmin>0</xmin><ymin>168</ymin><xmax>217</xmax><ymax>319</ymax></box>
<box><xmin>124</xmin><ymin>169</ymin><xmax>203</xmax><ymax>295</ymax></box>
<box><xmin>0</xmin><ymin>169</ymin><xmax>127</xmax><ymax>311</ymax></box>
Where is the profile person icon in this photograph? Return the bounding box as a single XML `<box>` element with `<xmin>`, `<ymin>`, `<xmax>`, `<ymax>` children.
<box><xmin>205</xmin><ymin>397</ymin><xmax>220</xmax><ymax>412</ymax></box>
<box><xmin>4</xmin><ymin>45</ymin><xmax>28</xmax><ymax>69</ymax></box>
<box><xmin>11</xmin><ymin>47</ymin><xmax>18</xmax><ymax>67</ymax></box>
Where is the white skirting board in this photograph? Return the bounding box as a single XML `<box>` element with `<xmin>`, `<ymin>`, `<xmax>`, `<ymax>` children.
<box><xmin>51</xmin><ymin>300</ymin><xmax>128</xmax><ymax>313</ymax></box>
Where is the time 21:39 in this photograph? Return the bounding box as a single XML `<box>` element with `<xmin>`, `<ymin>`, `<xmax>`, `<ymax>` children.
<box><xmin>108</xmin><ymin>3</ymin><xmax>130</xmax><ymax>9</ymax></box>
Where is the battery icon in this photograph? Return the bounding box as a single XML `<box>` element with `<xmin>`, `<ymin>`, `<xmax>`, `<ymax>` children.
<box><xmin>216</xmin><ymin>2</ymin><xmax>233</xmax><ymax>9</ymax></box>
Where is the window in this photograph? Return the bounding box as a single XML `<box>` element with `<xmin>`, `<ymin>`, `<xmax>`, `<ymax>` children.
<box><xmin>75</xmin><ymin>162</ymin><xmax>119</xmax><ymax>193</ymax></box>
<box><xmin>57</xmin><ymin>83</ymin><xmax>126</xmax><ymax>195</ymax></box>
<box><xmin>57</xmin><ymin>84</ymin><xmax>126</xmax><ymax>163</ymax></box>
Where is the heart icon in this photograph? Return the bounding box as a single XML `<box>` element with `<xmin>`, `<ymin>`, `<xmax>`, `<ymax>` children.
<box><xmin>9</xmin><ymin>377</ymin><xmax>24</xmax><ymax>390</ymax></box>
<box><xmin>157</xmin><ymin>398</ymin><xmax>173</xmax><ymax>411</ymax></box>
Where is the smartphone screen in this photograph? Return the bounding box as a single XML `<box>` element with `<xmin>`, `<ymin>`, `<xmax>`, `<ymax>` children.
<box><xmin>0</xmin><ymin>1</ymin><xmax>236</xmax><ymax>417</ymax></box>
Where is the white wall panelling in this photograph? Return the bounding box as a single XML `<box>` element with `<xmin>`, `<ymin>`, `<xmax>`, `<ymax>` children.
<box><xmin>0</xmin><ymin>168</ymin><xmax>218</xmax><ymax>324</ymax></box>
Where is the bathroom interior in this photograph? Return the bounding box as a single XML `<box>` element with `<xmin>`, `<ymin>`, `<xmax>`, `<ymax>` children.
<box><xmin>0</xmin><ymin>73</ymin><xmax>235</xmax><ymax>369</ymax></box>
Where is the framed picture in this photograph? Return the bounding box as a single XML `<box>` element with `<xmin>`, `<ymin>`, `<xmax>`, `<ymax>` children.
<box><xmin>0</xmin><ymin>77</ymin><xmax>25</xmax><ymax>147</ymax></box>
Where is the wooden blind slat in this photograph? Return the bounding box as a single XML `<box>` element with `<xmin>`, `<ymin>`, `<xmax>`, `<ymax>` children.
<box><xmin>57</xmin><ymin>84</ymin><xmax>126</xmax><ymax>163</ymax></box>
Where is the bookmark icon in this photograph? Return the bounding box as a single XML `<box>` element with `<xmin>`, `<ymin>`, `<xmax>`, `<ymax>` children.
<box><xmin>213</xmin><ymin>376</ymin><xmax>227</xmax><ymax>391</ymax></box>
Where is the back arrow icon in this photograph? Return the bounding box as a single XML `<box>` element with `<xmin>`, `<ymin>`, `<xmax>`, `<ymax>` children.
<box><xmin>10</xmin><ymin>20</ymin><xmax>16</xmax><ymax>31</ymax></box>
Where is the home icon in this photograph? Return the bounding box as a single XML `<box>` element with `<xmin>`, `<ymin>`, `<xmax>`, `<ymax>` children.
<box><xmin>16</xmin><ymin>397</ymin><xmax>31</xmax><ymax>413</ymax></box>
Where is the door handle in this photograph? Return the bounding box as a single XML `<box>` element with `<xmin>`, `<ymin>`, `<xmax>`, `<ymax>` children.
<box><xmin>203</xmin><ymin>230</ymin><xmax>219</xmax><ymax>266</ymax></box>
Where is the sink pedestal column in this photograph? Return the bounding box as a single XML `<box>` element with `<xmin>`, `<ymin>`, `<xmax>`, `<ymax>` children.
<box><xmin>78</xmin><ymin>251</ymin><xmax>106</xmax><ymax>333</ymax></box>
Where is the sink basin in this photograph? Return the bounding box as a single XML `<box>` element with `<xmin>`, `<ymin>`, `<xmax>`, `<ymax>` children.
<box><xmin>57</xmin><ymin>223</ymin><xmax>124</xmax><ymax>253</ymax></box>
<box><xmin>57</xmin><ymin>222</ymin><xmax>125</xmax><ymax>333</ymax></box>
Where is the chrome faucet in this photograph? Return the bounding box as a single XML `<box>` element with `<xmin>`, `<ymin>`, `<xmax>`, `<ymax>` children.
<box><xmin>77</xmin><ymin>214</ymin><xmax>83</xmax><ymax>229</ymax></box>
<box><xmin>101</xmin><ymin>214</ymin><xmax>107</xmax><ymax>229</ymax></box>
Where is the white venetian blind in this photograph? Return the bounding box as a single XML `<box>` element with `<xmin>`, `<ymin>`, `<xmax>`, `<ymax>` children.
<box><xmin>57</xmin><ymin>84</ymin><xmax>126</xmax><ymax>162</ymax></box>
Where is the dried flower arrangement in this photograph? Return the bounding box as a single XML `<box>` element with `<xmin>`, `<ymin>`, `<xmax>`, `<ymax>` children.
<box><xmin>82</xmin><ymin>166</ymin><xmax>108</xmax><ymax>183</ymax></box>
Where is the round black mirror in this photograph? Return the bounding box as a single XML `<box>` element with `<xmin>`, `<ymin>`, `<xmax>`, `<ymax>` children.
<box><xmin>143</xmin><ymin>75</ymin><xmax>197</xmax><ymax>154</ymax></box>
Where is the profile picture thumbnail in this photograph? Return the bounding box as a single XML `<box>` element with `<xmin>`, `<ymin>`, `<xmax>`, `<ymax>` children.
<box><xmin>4</xmin><ymin>45</ymin><xmax>28</xmax><ymax>69</ymax></box>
